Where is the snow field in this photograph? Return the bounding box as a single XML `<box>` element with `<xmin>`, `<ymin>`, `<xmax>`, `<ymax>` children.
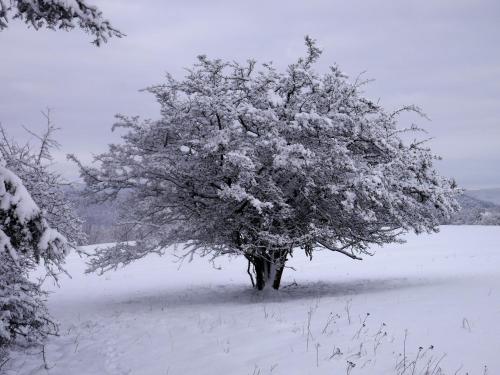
<box><xmin>7</xmin><ymin>225</ymin><xmax>500</xmax><ymax>375</ymax></box>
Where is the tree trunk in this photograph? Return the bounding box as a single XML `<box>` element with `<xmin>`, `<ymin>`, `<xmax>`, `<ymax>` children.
<box><xmin>251</xmin><ymin>251</ymin><xmax>287</xmax><ymax>291</ymax></box>
<box><xmin>272</xmin><ymin>263</ymin><xmax>285</xmax><ymax>290</ymax></box>
<box><xmin>253</xmin><ymin>257</ymin><xmax>267</xmax><ymax>291</ymax></box>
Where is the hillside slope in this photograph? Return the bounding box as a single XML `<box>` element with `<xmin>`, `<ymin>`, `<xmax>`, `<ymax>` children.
<box><xmin>446</xmin><ymin>194</ymin><xmax>500</xmax><ymax>225</ymax></box>
<box><xmin>467</xmin><ymin>188</ymin><xmax>500</xmax><ymax>206</ymax></box>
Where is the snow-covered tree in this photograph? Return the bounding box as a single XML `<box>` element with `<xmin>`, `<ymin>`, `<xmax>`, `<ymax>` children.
<box><xmin>0</xmin><ymin>110</ymin><xmax>86</xmax><ymax>249</ymax></box>
<box><xmin>0</xmin><ymin>112</ymin><xmax>83</xmax><ymax>356</ymax></box>
<box><xmin>0</xmin><ymin>0</ymin><xmax>123</xmax><ymax>45</ymax></box>
<box><xmin>0</xmin><ymin>164</ymin><xmax>66</xmax><ymax>349</ymax></box>
<box><xmin>72</xmin><ymin>37</ymin><xmax>459</xmax><ymax>290</ymax></box>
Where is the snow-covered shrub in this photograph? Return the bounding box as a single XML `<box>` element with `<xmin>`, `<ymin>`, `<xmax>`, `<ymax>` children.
<box><xmin>0</xmin><ymin>253</ymin><xmax>56</xmax><ymax>348</ymax></box>
<box><xmin>0</xmin><ymin>0</ymin><xmax>123</xmax><ymax>45</ymax></box>
<box><xmin>0</xmin><ymin>165</ymin><xmax>66</xmax><ymax>350</ymax></box>
<box><xmin>72</xmin><ymin>37</ymin><xmax>459</xmax><ymax>290</ymax></box>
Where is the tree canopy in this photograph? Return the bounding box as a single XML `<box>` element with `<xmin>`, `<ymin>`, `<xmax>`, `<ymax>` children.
<box><xmin>73</xmin><ymin>37</ymin><xmax>459</xmax><ymax>289</ymax></box>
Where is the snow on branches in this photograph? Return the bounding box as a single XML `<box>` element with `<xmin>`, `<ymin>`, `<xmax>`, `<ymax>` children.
<box><xmin>0</xmin><ymin>165</ymin><xmax>67</xmax><ymax>268</ymax></box>
<box><xmin>0</xmin><ymin>0</ymin><xmax>123</xmax><ymax>45</ymax></box>
<box><xmin>74</xmin><ymin>37</ymin><xmax>459</xmax><ymax>289</ymax></box>
<box><xmin>0</xmin><ymin>164</ymin><xmax>66</xmax><ymax>347</ymax></box>
<box><xmin>0</xmin><ymin>111</ymin><xmax>86</xmax><ymax>250</ymax></box>
<box><xmin>0</xmin><ymin>112</ymin><xmax>81</xmax><ymax>350</ymax></box>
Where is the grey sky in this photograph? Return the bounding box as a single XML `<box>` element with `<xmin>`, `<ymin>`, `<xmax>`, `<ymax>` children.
<box><xmin>1</xmin><ymin>0</ymin><xmax>499</xmax><ymax>188</ymax></box>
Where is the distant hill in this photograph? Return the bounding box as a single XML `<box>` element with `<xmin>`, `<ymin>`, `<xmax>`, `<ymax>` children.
<box><xmin>444</xmin><ymin>192</ymin><xmax>500</xmax><ymax>225</ymax></box>
<box><xmin>64</xmin><ymin>183</ymin><xmax>133</xmax><ymax>245</ymax></box>
<box><xmin>466</xmin><ymin>188</ymin><xmax>500</xmax><ymax>206</ymax></box>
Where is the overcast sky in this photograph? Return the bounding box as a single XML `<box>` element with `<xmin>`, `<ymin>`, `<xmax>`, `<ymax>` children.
<box><xmin>1</xmin><ymin>0</ymin><xmax>499</xmax><ymax>189</ymax></box>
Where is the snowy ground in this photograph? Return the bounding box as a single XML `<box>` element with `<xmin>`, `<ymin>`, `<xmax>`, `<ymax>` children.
<box><xmin>6</xmin><ymin>226</ymin><xmax>500</xmax><ymax>375</ymax></box>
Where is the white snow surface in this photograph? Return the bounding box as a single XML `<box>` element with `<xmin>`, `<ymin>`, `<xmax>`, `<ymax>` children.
<box><xmin>7</xmin><ymin>226</ymin><xmax>500</xmax><ymax>375</ymax></box>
